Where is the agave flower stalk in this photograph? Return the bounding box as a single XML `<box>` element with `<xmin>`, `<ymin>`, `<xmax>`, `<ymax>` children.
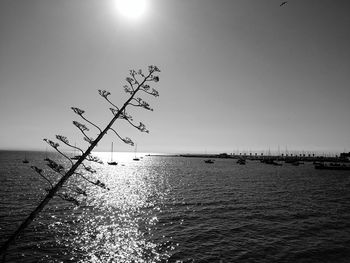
<box><xmin>0</xmin><ymin>65</ymin><xmax>160</xmax><ymax>258</ymax></box>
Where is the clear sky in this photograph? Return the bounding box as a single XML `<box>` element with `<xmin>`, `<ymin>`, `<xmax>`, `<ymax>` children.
<box><xmin>1</xmin><ymin>0</ymin><xmax>350</xmax><ymax>154</ymax></box>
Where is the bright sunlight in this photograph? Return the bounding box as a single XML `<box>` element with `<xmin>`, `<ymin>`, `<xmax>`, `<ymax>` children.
<box><xmin>115</xmin><ymin>0</ymin><xmax>148</xmax><ymax>20</ymax></box>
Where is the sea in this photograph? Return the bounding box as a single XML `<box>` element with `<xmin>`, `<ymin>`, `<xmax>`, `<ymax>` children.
<box><xmin>1</xmin><ymin>150</ymin><xmax>350</xmax><ymax>263</ymax></box>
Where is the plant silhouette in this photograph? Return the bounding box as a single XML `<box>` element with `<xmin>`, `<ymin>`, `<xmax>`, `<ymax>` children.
<box><xmin>0</xmin><ymin>66</ymin><xmax>161</xmax><ymax>260</ymax></box>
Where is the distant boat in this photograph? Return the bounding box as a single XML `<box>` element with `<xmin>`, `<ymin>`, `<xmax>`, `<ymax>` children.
<box><xmin>108</xmin><ymin>142</ymin><xmax>118</xmax><ymax>165</ymax></box>
<box><xmin>237</xmin><ymin>159</ymin><xmax>246</xmax><ymax>165</ymax></box>
<box><xmin>315</xmin><ymin>163</ymin><xmax>350</xmax><ymax>170</ymax></box>
<box><xmin>22</xmin><ymin>152</ymin><xmax>29</xmax><ymax>163</ymax></box>
<box><xmin>133</xmin><ymin>144</ymin><xmax>140</xmax><ymax>161</ymax></box>
<box><xmin>291</xmin><ymin>161</ymin><xmax>300</xmax><ymax>166</ymax></box>
<box><xmin>204</xmin><ymin>159</ymin><xmax>214</xmax><ymax>164</ymax></box>
<box><xmin>262</xmin><ymin>159</ymin><xmax>282</xmax><ymax>166</ymax></box>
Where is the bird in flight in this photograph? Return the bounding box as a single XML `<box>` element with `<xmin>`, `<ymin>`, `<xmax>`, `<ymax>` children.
<box><xmin>280</xmin><ymin>1</ymin><xmax>288</xmax><ymax>6</ymax></box>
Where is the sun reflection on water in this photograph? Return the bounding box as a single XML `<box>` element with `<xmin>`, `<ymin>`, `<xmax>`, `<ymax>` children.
<box><xmin>49</xmin><ymin>153</ymin><xmax>172</xmax><ymax>262</ymax></box>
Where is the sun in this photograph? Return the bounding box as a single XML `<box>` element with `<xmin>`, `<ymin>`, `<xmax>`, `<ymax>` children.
<box><xmin>115</xmin><ymin>0</ymin><xmax>147</xmax><ymax>20</ymax></box>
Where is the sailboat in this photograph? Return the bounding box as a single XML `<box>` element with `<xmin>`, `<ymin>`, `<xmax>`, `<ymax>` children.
<box><xmin>22</xmin><ymin>152</ymin><xmax>29</xmax><ymax>163</ymax></box>
<box><xmin>44</xmin><ymin>146</ymin><xmax>50</xmax><ymax>161</ymax></box>
<box><xmin>133</xmin><ymin>144</ymin><xmax>140</xmax><ymax>161</ymax></box>
<box><xmin>108</xmin><ymin>142</ymin><xmax>118</xmax><ymax>165</ymax></box>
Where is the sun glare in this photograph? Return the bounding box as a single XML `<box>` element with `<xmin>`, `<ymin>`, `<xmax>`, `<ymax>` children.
<box><xmin>115</xmin><ymin>0</ymin><xmax>147</xmax><ymax>20</ymax></box>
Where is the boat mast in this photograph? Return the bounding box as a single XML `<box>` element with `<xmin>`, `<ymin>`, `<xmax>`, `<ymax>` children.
<box><xmin>111</xmin><ymin>142</ymin><xmax>114</xmax><ymax>162</ymax></box>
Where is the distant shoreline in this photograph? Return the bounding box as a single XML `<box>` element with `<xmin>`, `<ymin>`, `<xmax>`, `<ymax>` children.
<box><xmin>148</xmin><ymin>153</ymin><xmax>350</xmax><ymax>163</ymax></box>
<box><xmin>1</xmin><ymin>150</ymin><xmax>349</xmax><ymax>163</ymax></box>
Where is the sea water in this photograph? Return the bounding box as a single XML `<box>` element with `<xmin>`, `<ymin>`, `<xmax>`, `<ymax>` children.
<box><xmin>1</xmin><ymin>151</ymin><xmax>350</xmax><ymax>262</ymax></box>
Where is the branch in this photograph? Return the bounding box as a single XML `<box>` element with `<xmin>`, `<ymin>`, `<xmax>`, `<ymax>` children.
<box><xmin>71</xmin><ymin>107</ymin><xmax>102</xmax><ymax>133</ymax></box>
<box><xmin>129</xmin><ymin>97</ymin><xmax>154</xmax><ymax>111</ymax></box>
<box><xmin>126</xmin><ymin>77</ymin><xmax>136</xmax><ymax>90</ymax></box>
<box><xmin>98</xmin><ymin>90</ymin><xmax>120</xmax><ymax>111</ymax></box>
<box><xmin>125</xmin><ymin>119</ymin><xmax>150</xmax><ymax>133</ymax></box>
<box><xmin>74</xmin><ymin>172</ymin><xmax>110</xmax><ymax>191</ymax></box>
<box><xmin>145</xmin><ymin>75</ymin><xmax>160</xmax><ymax>83</ymax></box>
<box><xmin>73</xmin><ymin>120</ymin><xmax>89</xmax><ymax>133</ymax></box>
<box><xmin>72</xmin><ymin>121</ymin><xmax>93</xmax><ymax>144</ymax></box>
<box><xmin>73</xmin><ymin>186</ymin><xmax>87</xmax><ymax>197</ymax></box>
<box><xmin>109</xmin><ymin>127</ymin><xmax>135</xmax><ymax>146</ymax></box>
<box><xmin>137</xmin><ymin>69</ymin><xmax>145</xmax><ymax>78</ymax></box>
<box><xmin>148</xmin><ymin>65</ymin><xmax>161</xmax><ymax>73</ymax></box>
<box><xmin>85</xmin><ymin>154</ymin><xmax>103</xmax><ymax>164</ymax></box>
<box><xmin>44</xmin><ymin>158</ymin><xmax>65</xmax><ymax>175</ymax></box>
<box><xmin>109</xmin><ymin>107</ymin><xmax>132</xmax><ymax>120</ymax></box>
<box><xmin>83</xmin><ymin>136</ymin><xmax>95</xmax><ymax>145</ymax></box>
<box><xmin>61</xmin><ymin>184</ymin><xmax>87</xmax><ymax>197</ymax></box>
<box><xmin>43</xmin><ymin>139</ymin><xmax>73</xmax><ymax>166</ymax></box>
<box><xmin>80</xmin><ymin>163</ymin><xmax>97</xmax><ymax>174</ymax></box>
<box><xmin>31</xmin><ymin>166</ymin><xmax>54</xmax><ymax>189</ymax></box>
<box><xmin>124</xmin><ymin>85</ymin><xmax>134</xmax><ymax>95</ymax></box>
<box><xmin>112</xmin><ymin>109</ymin><xmax>133</xmax><ymax>122</ymax></box>
<box><xmin>139</xmin><ymin>87</ymin><xmax>159</xmax><ymax>97</ymax></box>
<box><xmin>55</xmin><ymin>135</ymin><xmax>84</xmax><ymax>156</ymax></box>
<box><xmin>57</xmin><ymin>193</ymin><xmax>80</xmax><ymax>206</ymax></box>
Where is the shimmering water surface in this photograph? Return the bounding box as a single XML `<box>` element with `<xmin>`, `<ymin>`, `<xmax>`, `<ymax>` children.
<box><xmin>1</xmin><ymin>151</ymin><xmax>350</xmax><ymax>262</ymax></box>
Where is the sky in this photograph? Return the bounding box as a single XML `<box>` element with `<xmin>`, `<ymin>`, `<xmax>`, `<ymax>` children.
<box><xmin>1</xmin><ymin>0</ymin><xmax>350</xmax><ymax>154</ymax></box>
